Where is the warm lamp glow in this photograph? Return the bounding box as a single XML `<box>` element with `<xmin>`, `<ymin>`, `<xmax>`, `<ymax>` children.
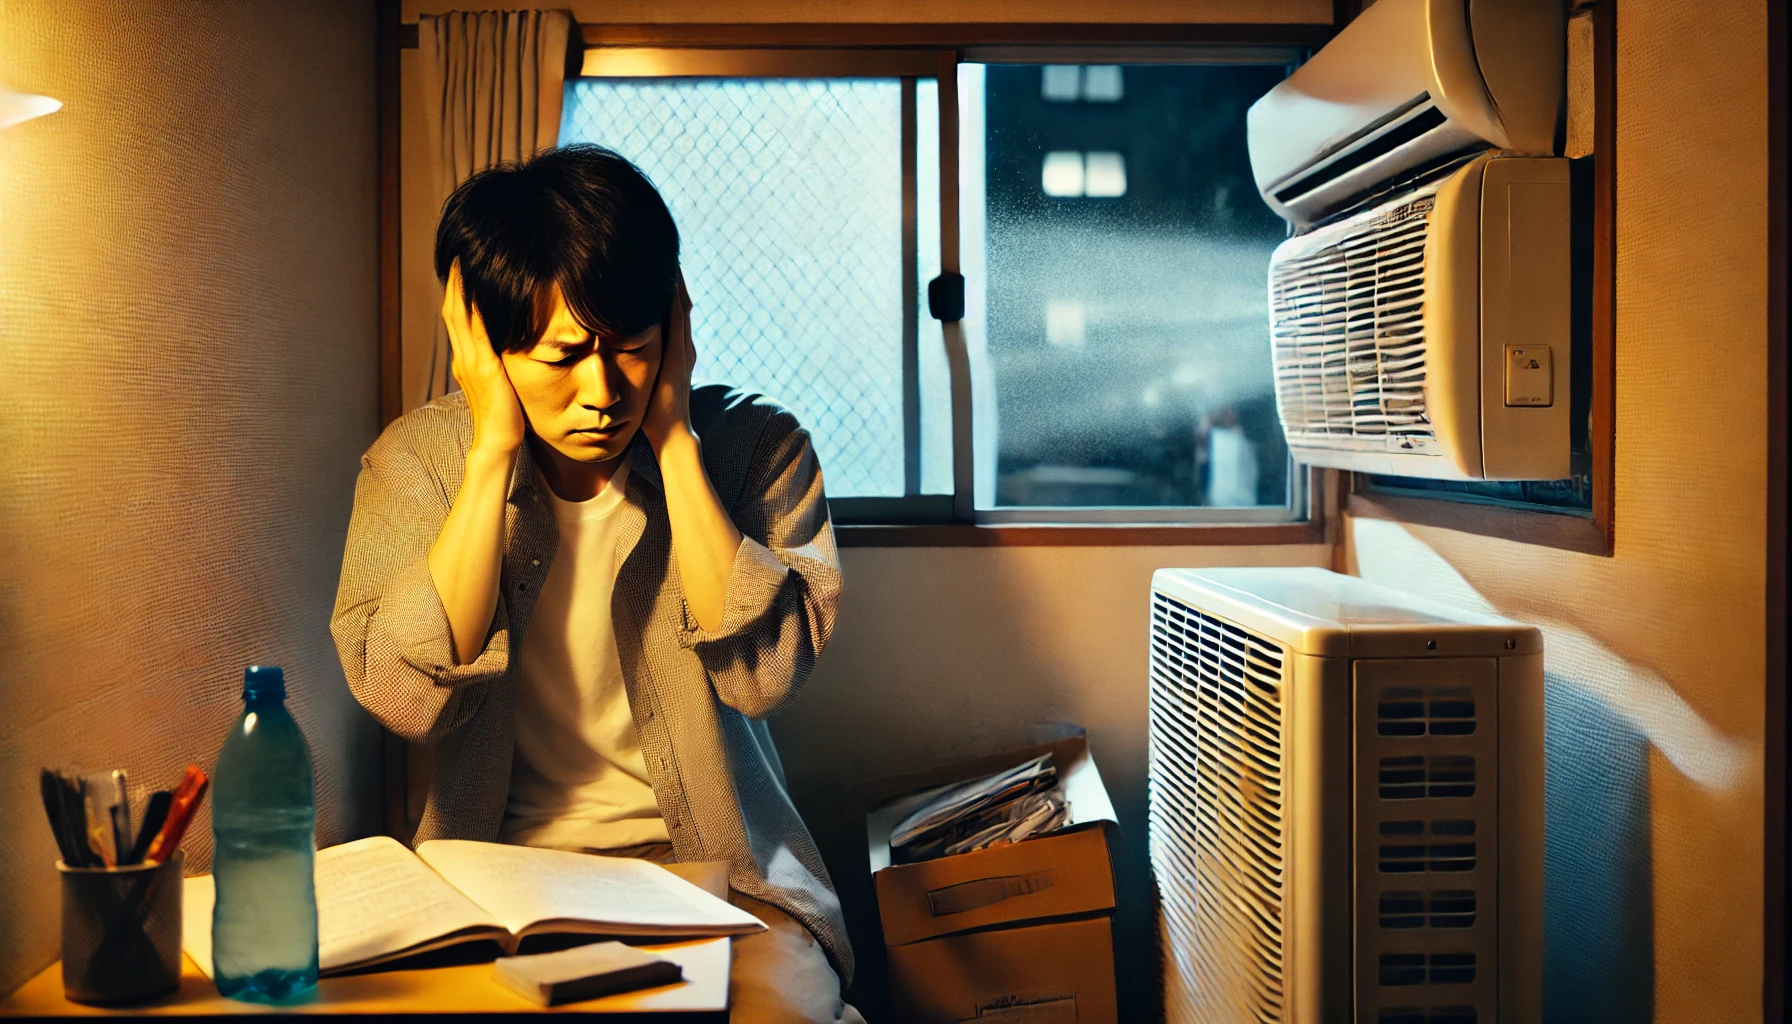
<box><xmin>1</xmin><ymin>86</ymin><xmax>61</xmax><ymax>129</ymax></box>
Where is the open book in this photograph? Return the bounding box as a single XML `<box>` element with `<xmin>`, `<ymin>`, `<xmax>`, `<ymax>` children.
<box><xmin>182</xmin><ymin>836</ymin><xmax>765</xmax><ymax>977</ymax></box>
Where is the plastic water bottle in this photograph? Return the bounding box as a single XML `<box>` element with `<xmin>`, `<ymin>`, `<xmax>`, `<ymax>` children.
<box><xmin>210</xmin><ymin>665</ymin><xmax>319</xmax><ymax>1001</ymax></box>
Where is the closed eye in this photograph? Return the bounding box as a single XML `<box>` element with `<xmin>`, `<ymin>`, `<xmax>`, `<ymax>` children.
<box><xmin>537</xmin><ymin>342</ymin><xmax>588</xmax><ymax>366</ymax></box>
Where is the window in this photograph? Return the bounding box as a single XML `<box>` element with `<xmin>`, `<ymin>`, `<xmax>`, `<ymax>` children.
<box><xmin>561</xmin><ymin>76</ymin><xmax>940</xmax><ymax>499</ymax></box>
<box><xmin>975</xmin><ymin>64</ymin><xmax>1293</xmax><ymax>517</ymax></box>
<box><xmin>560</xmin><ymin>54</ymin><xmax>1304</xmax><ymax>528</ymax></box>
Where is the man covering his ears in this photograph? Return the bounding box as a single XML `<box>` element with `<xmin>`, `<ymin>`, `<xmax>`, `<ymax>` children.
<box><xmin>331</xmin><ymin>145</ymin><xmax>860</xmax><ymax>1023</ymax></box>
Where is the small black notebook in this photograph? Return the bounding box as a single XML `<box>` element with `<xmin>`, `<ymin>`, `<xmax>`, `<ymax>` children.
<box><xmin>494</xmin><ymin>941</ymin><xmax>684</xmax><ymax>1006</ymax></box>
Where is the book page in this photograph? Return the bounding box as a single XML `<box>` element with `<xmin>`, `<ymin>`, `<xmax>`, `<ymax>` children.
<box><xmin>417</xmin><ymin>840</ymin><xmax>765</xmax><ymax>938</ymax></box>
<box><xmin>314</xmin><ymin>836</ymin><xmax>507</xmax><ymax>970</ymax></box>
<box><xmin>182</xmin><ymin>836</ymin><xmax>508</xmax><ymax>977</ymax></box>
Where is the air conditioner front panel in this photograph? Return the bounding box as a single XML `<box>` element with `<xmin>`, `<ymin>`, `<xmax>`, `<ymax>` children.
<box><xmin>1478</xmin><ymin>157</ymin><xmax>1572</xmax><ymax>480</ymax></box>
<box><xmin>1247</xmin><ymin>0</ymin><xmax>1497</xmax><ymax>227</ymax></box>
<box><xmin>1247</xmin><ymin>0</ymin><xmax>1562</xmax><ymax>227</ymax></box>
<box><xmin>1268</xmin><ymin>158</ymin><xmax>1485</xmax><ymax>480</ymax></box>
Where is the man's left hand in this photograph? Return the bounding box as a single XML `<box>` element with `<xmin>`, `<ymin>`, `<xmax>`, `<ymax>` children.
<box><xmin>644</xmin><ymin>269</ymin><xmax>697</xmax><ymax>455</ymax></box>
<box><xmin>642</xmin><ymin>269</ymin><xmax>743</xmax><ymax>633</ymax></box>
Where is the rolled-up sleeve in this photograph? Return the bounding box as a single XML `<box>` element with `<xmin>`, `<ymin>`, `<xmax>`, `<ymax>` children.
<box><xmin>677</xmin><ymin>413</ymin><xmax>841</xmax><ymax>720</ymax></box>
<box><xmin>330</xmin><ymin>424</ymin><xmax>510</xmax><ymax>745</ymax></box>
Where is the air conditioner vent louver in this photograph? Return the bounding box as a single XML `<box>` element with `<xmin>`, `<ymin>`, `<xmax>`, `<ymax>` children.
<box><xmin>1269</xmin><ymin>187</ymin><xmax>1438</xmax><ymax>455</ymax></box>
<box><xmin>1149</xmin><ymin>592</ymin><xmax>1287</xmax><ymax>1024</ymax></box>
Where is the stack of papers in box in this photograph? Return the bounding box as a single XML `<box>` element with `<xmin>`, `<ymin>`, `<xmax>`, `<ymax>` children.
<box><xmin>889</xmin><ymin>754</ymin><xmax>1069</xmax><ymax>865</ymax></box>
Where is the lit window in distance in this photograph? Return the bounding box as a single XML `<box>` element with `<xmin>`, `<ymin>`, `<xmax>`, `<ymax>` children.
<box><xmin>1041</xmin><ymin>151</ymin><xmax>1085</xmax><ymax>197</ymax></box>
<box><xmin>1038</xmin><ymin>65</ymin><xmax>1124</xmax><ymax>102</ymax></box>
<box><xmin>1041</xmin><ymin>66</ymin><xmax>1080</xmax><ymax>102</ymax></box>
<box><xmin>1083</xmin><ymin>152</ymin><xmax>1127</xmax><ymax>197</ymax></box>
<box><xmin>1082</xmin><ymin>66</ymin><xmax>1124</xmax><ymax>102</ymax></box>
<box><xmin>1045</xmin><ymin>300</ymin><xmax>1087</xmax><ymax>348</ymax></box>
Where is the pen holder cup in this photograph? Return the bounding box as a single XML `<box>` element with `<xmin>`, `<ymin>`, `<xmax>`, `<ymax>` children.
<box><xmin>58</xmin><ymin>850</ymin><xmax>184</xmax><ymax>1005</ymax></box>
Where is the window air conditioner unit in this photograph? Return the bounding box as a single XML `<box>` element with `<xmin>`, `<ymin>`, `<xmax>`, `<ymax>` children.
<box><xmin>1147</xmin><ymin>567</ymin><xmax>1542</xmax><ymax>1024</ymax></box>
<box><xmin>1246</xmin><ymin>0</ymin><xmax>1570</xmax><ymax>480</ymax></box>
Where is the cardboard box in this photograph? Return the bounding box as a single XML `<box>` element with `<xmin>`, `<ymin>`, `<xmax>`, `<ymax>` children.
<box><xmin>866</xmin><ymin>732</ymin><xmax>1119</xmax><ymax>1024</ymax></box>
<box><xmin>887</xmin><ymin>916</ymin><xmax>1116</xmax><ymax>1024</ymax></box>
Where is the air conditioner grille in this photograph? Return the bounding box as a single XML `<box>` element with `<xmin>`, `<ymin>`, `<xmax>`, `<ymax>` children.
<box><xmin>1378</xmin><ymin>754</ymin><xmax>1477</xmax><ymax>800</ymax></box>
<box><xmin>1379</xmin><ymin>1007</ymin><xmax>1479</xmax><ymax>1024</ymax></box>
<box><xmin>1378</xmin><ymin>890</ymin><xmax>1476</xmax><ymax>931</ymax></box>
<box><xmin>1269</xmin><ymin>187</ymin><xmax>1439</xmax><ymax>454</ymax></box>
<box><xmin>1149</xmin><ymin>592</ymin><xmax>1288</xmax><ymax>1023</ymax></box>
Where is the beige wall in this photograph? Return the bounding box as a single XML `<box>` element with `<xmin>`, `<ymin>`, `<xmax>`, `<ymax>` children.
<box><xmin>1346</xmin><ymin>2</ymin><xmax>1771</xmax><ymax>1021</ymax></box>
<box><xmin>0</xmin><ymin>0</ymin><xmax>382</xmax><ymax>997</ymax></box>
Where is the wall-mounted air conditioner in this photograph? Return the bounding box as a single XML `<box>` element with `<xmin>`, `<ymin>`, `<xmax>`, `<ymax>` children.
<box><xmin>1246</xmin><ymin>0</ymin><xmax>1570</xmax><ymax>480</ymax></box>
<box><xmin>1147</xmin><ymin>567</ymin><xmax>1542</xmax><ymax>1023</ymax></box>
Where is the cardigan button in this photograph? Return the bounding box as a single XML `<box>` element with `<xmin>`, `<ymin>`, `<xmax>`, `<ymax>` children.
<box><xmin>531</xmin><ymin>558</ymin><xmax>541</xmax><ymax>567</ymax></box>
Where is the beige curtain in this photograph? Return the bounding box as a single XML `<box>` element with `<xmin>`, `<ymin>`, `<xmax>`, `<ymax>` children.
<box><xmin>413</xmin><ymin>9</ymin><xmax>575</xmax><ymax>407</ymax></box>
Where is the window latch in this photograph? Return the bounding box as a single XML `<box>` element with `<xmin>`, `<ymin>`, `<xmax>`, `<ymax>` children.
<box><xmin>928</xmin><ymin>272</ymin><xmax>965</xmax><ymax>322</ymax></box>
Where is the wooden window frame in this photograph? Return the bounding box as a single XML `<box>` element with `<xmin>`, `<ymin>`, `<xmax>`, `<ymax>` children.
<box><xmin>1343</xmin><ymin>2</ymin><xmax>1618</xmax><ymax>558</ymax></box>
<box><xmin>1767</xmin><ymin>0</ymin><xmax>1788</xmax><ymax>1016</ymax></box>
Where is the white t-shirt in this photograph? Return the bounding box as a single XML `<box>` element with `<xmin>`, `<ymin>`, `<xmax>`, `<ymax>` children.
<box><xmin>499</xmin><ymin>456</ymin><xmax>669</xmax><ymax>851</ymax></box>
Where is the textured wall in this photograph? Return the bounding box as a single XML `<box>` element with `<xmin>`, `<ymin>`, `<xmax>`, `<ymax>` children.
<box><xmin>1345</xmin><ymin>2</ymin><xmax>1770</xmax><ymax>1021</ymax></box>
<box><xmin>0</xmin><ymin>0</ymin><xmax>382</xmax><ymax>997</ymax></box>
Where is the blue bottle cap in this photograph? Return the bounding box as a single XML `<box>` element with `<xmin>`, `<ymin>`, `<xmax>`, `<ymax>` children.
<box><xmin>242</xmin><ymin>665</ymin><xmax>286</xmax><ymax>701</ymax></box>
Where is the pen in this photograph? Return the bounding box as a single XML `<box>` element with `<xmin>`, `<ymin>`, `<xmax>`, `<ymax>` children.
<box><xmin>126</xmin><ymin>791</ymin><xmax>172</xmax><ymax>866</ymax></box>
<box><xmin>144</xmin><ymin>765</ymin><xmax>208</xmax><ymax>865</ymax></box>
<box><xmin>39</xmin><ymin>769</ymin><xmax>78</xmax><ymax>865</ymax></box>
<box><xmin>109</xmin><ymin>770</ymin><xmax>131</xmax><ymax>865</ymax></box>
<box><xmin>55</xmin><ymin>773</ymin><xmax>94</xmax><ymax>868</ymax></box>
<box><xmin>80</xmin><ymin>777</ymin><xmax>114</xmax><ymax>868</ymax></box>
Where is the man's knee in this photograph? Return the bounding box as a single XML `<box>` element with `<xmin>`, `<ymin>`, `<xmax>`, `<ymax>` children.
<box><xmin>726</xmin><ymin>893</ymin><xmax>863</xmax><ymax>1024</ymax></box>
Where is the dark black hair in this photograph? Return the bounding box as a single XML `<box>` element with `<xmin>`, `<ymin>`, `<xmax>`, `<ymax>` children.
<box><xmin>434</xmin><ymin>144</ymin><xmax>680</xmax><ymax>353</ymax></box>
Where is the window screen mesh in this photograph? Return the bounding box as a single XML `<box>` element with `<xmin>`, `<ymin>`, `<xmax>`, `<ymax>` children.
<box><xmin>561</xmin><ymin>78</ymin><xmax>907</xmax><ymax>496</ymax></box>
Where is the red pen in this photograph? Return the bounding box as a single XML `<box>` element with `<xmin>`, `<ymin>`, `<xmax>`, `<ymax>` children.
<box><xmin>144</xmin><ymin>765</ymin><xmax>209</xmax><ymax>865</ymax></box>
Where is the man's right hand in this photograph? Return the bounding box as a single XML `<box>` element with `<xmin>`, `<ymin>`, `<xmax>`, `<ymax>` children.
<box><xmin>431</xmin><ymin>262</ymin><xmax>525</xmax><ymax>665</ymax></box>
<box><xmin>443</xmin><ymin>261</ymin><xmax>526</xmax><ymax>456</ymax></box>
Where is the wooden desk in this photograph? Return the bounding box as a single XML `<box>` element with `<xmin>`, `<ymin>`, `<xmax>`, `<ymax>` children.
<box><xmin>0</xmin><ymin>939</ymin><xmax>728</xmax><ymax>1021</ymax></box>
